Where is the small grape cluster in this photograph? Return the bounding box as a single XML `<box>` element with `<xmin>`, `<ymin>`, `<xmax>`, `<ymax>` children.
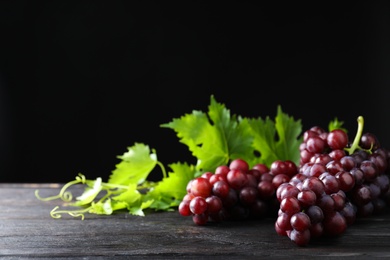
<box><xmin>178</xmin><ymin>159</ymin><xmax>290</xmax><ymax>225</ymax></box>
<box><xmin>178</xmin><ymin>158</ymin><xmax>297</xmax><ymax>225</ymax></box>
<box><xmin>178</xmin><ymin>116</ymin><xmax>390</xmax><ymax>246</ymax></box>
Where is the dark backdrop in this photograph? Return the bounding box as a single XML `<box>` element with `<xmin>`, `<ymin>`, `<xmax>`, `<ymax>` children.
<box><xmin>1</xmin><ymin>1</ymin><xmax>390</xmax><ymax>183</ymax></box>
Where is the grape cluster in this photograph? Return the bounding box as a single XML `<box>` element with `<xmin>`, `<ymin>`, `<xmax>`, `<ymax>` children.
<box><xmin>178</xmin><ymin>117</ymin><xmax>390</xmax><ymax>246</ymax></box>
<box><xmin>178</xmin><ymin>158</ymin><xmax>294</xmax><ymax>225</ymax></box>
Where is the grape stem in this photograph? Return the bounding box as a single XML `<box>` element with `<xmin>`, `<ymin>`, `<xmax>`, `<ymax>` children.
<box><xmin>344</xmin><ymin>116</ymin><xmax>366</xmax><ymax>155</ymax></box>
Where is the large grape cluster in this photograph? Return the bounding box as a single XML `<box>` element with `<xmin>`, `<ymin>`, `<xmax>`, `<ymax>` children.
<box><xmin>178</xmin><ymin>116</ymin><xmax>390</xmax><ymax>246</ymax></box>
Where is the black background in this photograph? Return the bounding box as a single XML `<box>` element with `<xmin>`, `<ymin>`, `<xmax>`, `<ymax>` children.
<box><xmin>1</xmin><ymin>1</ymin><xmax>390</xmax><ymax>183</ymax></box>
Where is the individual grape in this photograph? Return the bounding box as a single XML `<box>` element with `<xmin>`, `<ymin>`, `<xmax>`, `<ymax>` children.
<box><xmin>300</xmin><ymin>148</ymin><xmax>314</xmax><ymax>165</ymax></box>
<box><xmin>306</xmin><ymin>136</ymin><xmax>327</xmax><ymax>154</ymax></box>
<box><xmin>335</xmin><ymin>170</ymin><xmax>355</xmax><ymax>192</ymax></box>
<box><xmin>330</xmin><ymin>192</ymin><xmax>346</xmax><ymax>211</ymax></box>
<box><xmin>297</xmin><ymin>189</ymin><xmax>317</xmax><ymax>208</ymax></box>
<box><xmin>351</xmin><ymin>184</ymin><xmax>372</xmax><ymax>206</ymax></box>
<box><xmin>288</xmin><ymin>229</ymin><xmax>311</xmax><ymax>246</ymax></box>
<box><xmin>275</xmin><ymin>221</ymin><xmax>288</xmax><ymax>236</ymax></box>
<box><xmin>360</xmin><ymin>132</ymin><xmax>380</xmax><ymax>150</ymax></box>
<box><xmin>280</xmin><ymin>197</ymin><xmax>300</xmax><ymax>215</ymax></box>
<box><xmin>368</xmin><ymin>182</ymin><xmax>381</xmax><ymax>199</ymax></box>
<box><xmin>368</xmin><ymin>153</ymin><xmax>387</xmax><ymax>173</ymax></box>
<box><xmin>325</xmin><ymin>160</ymin><xmax>344</xmax><ymax>175</ymax></box>
<box><xmin>178</xmin><ymin>199</ymin><xmax>192</xmax><ymax>216</ymax></box>
<box><xmin>276</xmin><ymin>211</ymin><xmax>292</xmax><ymax>231</ymax></box>
<box><xmin>190</xmin><ymin>177</ymin><xmax>212</xmax><ymax>198</ymax></box>
<box><xmin>327</xmin><ymin>129</ymin><xmax>348</xmax><ymax>150</ymax></box>
<box><xmin>206</xmin><ymin>195</ymin><xmax>223</xmax><ymax>214</ymax></box>
<box><xmin>350</xmin><ymin>167</ymin><xmax>365</xmax><ymax>185</ymax></box>
<box><xmin>301</xmin><ymin>177</ymin><xmax>325</xmax><ymax>197</ymax></box>
<box><xmin>305</xmin><ymin>205</ymin><xmax>324</xmax><ymax>224</ymax></box>
<box><xmin>257</xmin><ymin>180</ymin><xmax>275</xmax><ymax>200</ymax></box>
<box><xmin>340</xmin><ymin>201</ymin><xmax>357</xmax><ymax>226</ymax></box>
<box><xmin>340</xmin><ymin>156</ymin><xmax>357</xmax><ymax>171</ymax></box>
<box><xmin>276</xmin><ymin>183</ymin><xmax>300</xmax><ymax>202</ymax></box>
<box><xmin>272</xmin><ymin>174</ymin><xmax>290</xmax><ymax>189</ymax></box>
<box><xmin>239</xmin><ymin>186</ymin><xmax>258</xmax><ymax>206</ymax></box>
<box><xmin>270</xmin><ymin>160</ymin><xmax>286</xmax><ymax>176</ymax></box>
<box><xmin>303</xmin><ymin>129</ymin><xmax>319</xmax><ymax>142</ymax></box>
<box><xmin>373</xmin><ymin>174</ymin><xmax>390</xmax><ymax>195</ymax></box>
<box><xmin>319</xmin><ymin>172</ymin><xmax>340</xmax><ymax>194</ymax></box>
<box><xmin>227</xmin><ymin>169</ymin><xmax>248</xmax><ymax>190</ymax></box>
<box><xmin>189</xmin><ymin>196</ymin><xmax>208</xmax><ymax>215</ymax></box>
<box><xmin>360</xmin><ymin>160</ymin><xmax>378</xmax><ymax>182</ymax></box>
<box><xmin>212</xmin><ymin>180</ymin><xmax>230</xmax><ymax>198</ymax></box>
<box><xmin>284</xmin><ymin>160</ymin><xmax>299</xmax><ymax>177</ymax></box>
<box><xmin>290</xmin><ymin>212</ymin><xmax>311</xmax><ymax>231</ymax></box>
<box><xmin>329</xmin><ymin>149</ymin><xmax>346</xmax><ymax>161</ymax></box>
<box><xmin>229</xmin><ymin>158</ymin><xmax>249</xmax><ymax>172</ymax></box>
<box><xmin>317</xmin><ymin>193</ymin><xmax>335</xmax><ymax>214</ymax></box>
<box><xmin>215</xmin><ymin>165</ymin><xmax>230</xmax><ymax>176</ymax></box>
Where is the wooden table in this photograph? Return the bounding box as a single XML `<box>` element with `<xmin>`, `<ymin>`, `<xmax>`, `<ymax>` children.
<box><xmin>2</xmin><ymin>183</ymin><xmax>390</xmax><ymax>259</ymax></box>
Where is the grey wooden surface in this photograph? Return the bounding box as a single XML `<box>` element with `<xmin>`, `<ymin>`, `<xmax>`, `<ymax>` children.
<box><xmin>1</xmin><ymin>183</ymin><xmax>390</xmax><ymax>259</ymax></box>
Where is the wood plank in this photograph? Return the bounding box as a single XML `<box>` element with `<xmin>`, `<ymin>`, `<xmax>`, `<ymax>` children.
<box><xmin>1</xmin><ymin>183</ymin><xmax>390</xmax><ymax>259</ymax></box>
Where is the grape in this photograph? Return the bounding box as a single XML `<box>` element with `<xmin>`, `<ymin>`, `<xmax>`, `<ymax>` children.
<box><xmin>227</xmin><ymin>169</ymin><xmax>248</xmax><ymax>190</ymax></box>
<box><xmin>257</xmin><ymin>180</ymin><xmax>275</xmax><ymax>200</ymax></box>
<box><xmin>178</xmin><ymin>199</ymin><xmax>192</xmax><ymax>216</ymax></box>
<box><xmin>177</xmin><ymin>118</ymin><xmax>390</xmax><ymax>247</ymax></box>
<box><xmin>327</xmin><ymin>129</ymin><xmax>348</xmax><ymax>150</ymax></box>
<box><xmin>239</xmin><ymin>186</ymin><xmax>258</xmax><ymax>206</ymax></box>
<box><xmin>288</xmin><ymin>229</ymin><xmax>311</xmax><ymax>246</ymax></box>
<box><xmin>229</xmin><ymin>158</ymin><xmax>250</xmax><ymax>172</ymax></box>
<box><xmin>212</xmin><ymin>180</ymin><xmax>230</xmax><ymax>198</ymax></box>
<box><xmin>189</xmin><ymin>196</ymin><xmax>208</xmax><ymax>215</ymax></box>
<box><xmin>190</xmin><ymin>177</ymin><xmax>212</xmax><ymax>198</ymax></box>
<box><xmin>297</xmin><ymin>189</ymin><xmax>317</xmax><ymax>208</ymax></box>
<box><xmin>206</xmin><ymin>195</ymin><xmax>223</xmax><ymax>214</ymax></box>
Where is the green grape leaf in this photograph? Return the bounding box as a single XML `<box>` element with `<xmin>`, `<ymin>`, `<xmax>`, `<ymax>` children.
<box><xmin>328</xmin><ymin>117</ymin><xmax>347</xmax><ymax>133</ymax></box>
<box><xmin>108</xmin><ymin>143</ymin><xmax>157</xmax><ymax>185</ymax></box>
<box><xmin>111</xmin><ymin>183</ymin><xmax>141</xmax><ymax>205</ymax></box>
<box><xmin>161</xmin><ymin>95</ymin><xmax>256</xmax><ymax>173</ymax></box>
<box><xmin>274</xmin><ymin>105</ymin><xmax>302</xmax><ymax>164</ymax></box>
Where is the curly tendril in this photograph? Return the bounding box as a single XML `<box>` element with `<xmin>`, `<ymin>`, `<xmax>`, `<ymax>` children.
<box><xmin>35</xmin><ymin>173</ymin><xmax>87</xmax><ymax>202</ymax></box>
<box><xmin>50</xmin><ymin>206</ymin><xmax>91</xmax><ymax>220</ymax></box>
